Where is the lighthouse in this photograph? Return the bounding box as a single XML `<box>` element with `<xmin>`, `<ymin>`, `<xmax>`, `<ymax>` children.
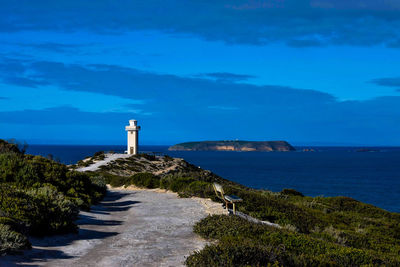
<box><xmin>125</xmin><ymin>119</ymin><xmax>141</xmax><ymax>155</ymax></box>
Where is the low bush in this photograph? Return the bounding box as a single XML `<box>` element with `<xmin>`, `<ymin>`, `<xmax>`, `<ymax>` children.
<box><xmin>0</xmin><ymin>185</ymin><xmax>79</xmax><ymax>236</ymax></box>
<box><xmin>220</xmin><ymin>187</ymin><xmax>322</xmax><ymax>233</ymax></box>
<box><xmin>105</xmin><ymin>173</ymin><xmax>130</xmax><ymax>187</ymax></box>
<box><xmin>0</xmin><ymin>140</ymin><xmax>107</xmax><ymax>254</ymax></box>
<box><xmin>169</xmin><ymin>177</ymin><xmax>196</xmax><ymax>192</ymax></box>
<box><xmin>92</xmin><ymin>151</ymin><xmax>105</xmax><ymax>161</ymax></box>
<box><xmin>130</xmin><ymin>173</ymin><xmax>160</xmax><ymax>189</ymax></box>
<box><xmin>0</xmin><ymin>224</ymin><xmax>31</xmax><ymax>255</ymax></box>
<box><xmin>186</xmin><ymin>237</ymin><xmax>288</xmax><ymax>267</ymax></box>
<box><xmin>89</xmin><ymin>175</ymin><xmax>107</xmax><ymax>202</ymax></box>
<box><xmin>188</xmin><ymin>215</ymin><xmax>399</xmax><ymax>266</ymax></box>
<box><xmin>163</xmin><ymin>155</ymin><xmax>174</xmax><ymax>162</ymax></box>
<box><xmin>76</xmin><ymin>158</ymin><xmax>94</xmax><ymax>167</ymax></box>
<box><xmin>0</xmin><ymin>140</ymin><xmax>22</xmax><ymax>154</ymax></box>
<box><xmin>177</xmin><ymin>181</ymin><xmax>214</xmax><ymax>198</ymax></box>
<box><xmin>101</xmin><ymin>171</ymin><xmax>160</xmax><ymax>189</ymax></box>
<box><xmin>135</xmin><ymin>153</ymin><xmax>157</xmax><ymax>161</ymax></box>
<box><xmin>281</xmin><ymin>188</ymin><xmax>304</xmax><ymax>197</ymax></box>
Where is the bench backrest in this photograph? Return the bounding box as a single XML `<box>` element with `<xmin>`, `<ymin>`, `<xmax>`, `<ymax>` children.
<box><xmin>213</xmin><ymin>183</ymin><xmax>225</xmax><ymax>200</ymax></box>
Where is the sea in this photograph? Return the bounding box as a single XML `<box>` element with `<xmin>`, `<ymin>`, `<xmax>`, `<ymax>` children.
<box><xmin>26</xmin><ymin>145</ymin><xmax>400</xmax><ymax>213</ymax></box>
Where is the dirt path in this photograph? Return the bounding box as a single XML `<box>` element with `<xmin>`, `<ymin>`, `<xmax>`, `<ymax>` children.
<box><xmin>2</xmin><ymin>189</ymin><xmax>225</xmax><ymax>267</ymax></box>
<box><xmin>76</xmin><ymin>153</ymin><xmax>131</xmax><ymax>172</ymax></box>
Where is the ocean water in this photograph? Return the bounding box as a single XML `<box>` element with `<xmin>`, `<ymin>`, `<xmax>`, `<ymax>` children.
<box><xmin>26</xmin><ymin>145</ymin><xmax>400</xmax><ymax>213</ymax></box>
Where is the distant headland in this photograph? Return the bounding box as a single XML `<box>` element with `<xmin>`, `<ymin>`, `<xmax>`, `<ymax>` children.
<box><xmin>168</xmin><ymin>140</ymin><xmax>295</xmax><ymax>152</ymax></box>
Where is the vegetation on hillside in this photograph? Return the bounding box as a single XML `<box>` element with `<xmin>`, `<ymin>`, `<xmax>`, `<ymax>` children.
<box><xmin>74</xmin><ymin>151</ymin><xmax>106</xmax><ymax>168</ymax></box>
<box><xmin>94</xmin><ymin>154</ymin><xmax>400</xmax><ymax>266</ymax></box>
<box><xmin>186</xmin><ymin>215</ymin><xmax>400</xmax><ymax>266</ymax></box>
<box><xmin>0</xmin><ymin>140</ymin><xmax>106</xmax><ymax>255</ymax></box>
<box><xmin>2</xmin><ymin>140</ymin><xmax>398</xmax><ymax>265</ymax></box>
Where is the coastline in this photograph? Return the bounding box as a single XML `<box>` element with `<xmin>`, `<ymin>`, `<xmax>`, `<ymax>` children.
<box><xmin>2</xmin><ymin>144</ymin><xmax>400</xmax><ymax>265</ymax></box>
<box><xmin>25</xmin><ymin>144</ymin><xmax>400</xmax><ymax>213</ymax></box>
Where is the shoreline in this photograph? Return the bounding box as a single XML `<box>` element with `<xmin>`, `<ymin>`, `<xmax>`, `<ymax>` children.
<box><xmin>2</xmin><ymin>142</ymin><xmax>400</xmax><ymax>265</ymax></box>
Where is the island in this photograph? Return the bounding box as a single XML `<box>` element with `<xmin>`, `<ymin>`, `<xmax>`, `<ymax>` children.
<box><xmin>168</xmin><ymin>140</ymin><xmax>295</xmax><ymax>152</ymax></box>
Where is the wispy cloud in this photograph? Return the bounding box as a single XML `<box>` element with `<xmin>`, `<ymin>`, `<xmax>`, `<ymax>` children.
<box><xmin>1</xmin><ymin>1</ymin><xmax>400</xmax><ymax>47</ymax></box>
<box><xmin>286</xmin><ymin>39</ymin><xmax>324</xmax><ymax>48</ymax></box>
<box><xmin>196</xmin><ymin>72</ymin><xmax>256</xmax><ymax>83</ymax></box>
<box><xmin>3</xmin><ymin>76</ymin><xmax>49</xmax><ymax>88</ymax></box>
<box><xmin>370</xmin><ymin>77</ymin><xmax>400</xmax><ymax>89</ymax></box>
<box><xmin>208</xmin><ymin>105</ymin><xmax>239</xmax><ymax>111</ymax></box>
<box><xmin>15</xmin><ymin>42</ymin><xmax>86</xmax><ymax>53</ymax></box>
<box><xmin>0</xmin><ymin>106</ymin><xmax>123</xmax><ymax>125</ymax></box>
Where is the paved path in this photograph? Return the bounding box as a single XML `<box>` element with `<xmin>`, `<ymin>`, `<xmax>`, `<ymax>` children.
<box><xmin>76</xmin><ymin>153</ymin><xmax>130</xmax><ymax>172</ymax></box>
<box><xmin>2</xmin><ymin>189</ymin><xmax>216</xmax><ymax>267</ymax></box>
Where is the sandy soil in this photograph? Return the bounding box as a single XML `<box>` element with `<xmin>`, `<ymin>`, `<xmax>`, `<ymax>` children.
<box><xmin>119</xmin><ymin>185</ymin><xmax>226</xmax><ymax>216</ymax></box>
<box><xmin>2</xmin><ymin>188</ymin><xmax>226</xmax><ymax>267</ymax></box>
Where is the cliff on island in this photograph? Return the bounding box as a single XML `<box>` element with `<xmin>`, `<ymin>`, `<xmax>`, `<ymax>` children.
<box><xmin>168</xmin><ymin>140</ymin><xmax>295</xmax><ymax>152</ymax></box>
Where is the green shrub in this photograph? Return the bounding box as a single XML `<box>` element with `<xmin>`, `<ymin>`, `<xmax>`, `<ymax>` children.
<box><xmin>89</xmin><ymin>175</ymin><xmax>107</xmax><ymax>202</ymax></box>
<box><xmin>160</xmin><ymin>175</ymin><xmax>214</xmax><ymax>197</ymax></box>
<box><xmin>0</xmin><ymin>217</ymin><xmax>17</xmax><ymax>227</ymax></box>
<box><xmin>108</xmin><ymin>175</ymin><xmax>131</xmax><ymax>187</ymax></box>
<box><xmin>0</xmin><ymin>216</ymin><xmax>25</xmax><ymax>234</ymax></box>
<box><xmin>281</xmin><ymin>188</ymin><xmax>304</xmax><ymax>197</ymax></box>
<box><xmin>93</xmin><ymin>151</ymin><xmax>105</xmax><ymax>161</ymax></box>
<box><xmin>224</xmin><ymin>188</ymin><xmax>321</xmax><ymax>233</ymax></box>
<box><xmin>0</xmin><ymin>224</ymin><xmax>31</xmax><ymax>255</ymax></box>
<box><xmin>178</xmin><ymin>181</ymin><xmax>214</xmax><ymax>198</ymax></box>
<box><xmin>159</xmin><ymin>175</ymin><xmax>172</xmax><ymax>189</ymax></box>
<box><xmin>0</xmin><ymin>140</ymin><xmax>22</xmax><ymax>154</ymax></box>
<box><xmin>193</xmin><ymin>215</ymin><xmax>269</xmax><ymax>240</ymax></box>
<box><xmin>0</xmin><ymin>140</ymin><xmax>107</xmax><ymax>255</ymax></box>
<box><xmin>135</xmin><ymin>153</ymin><xmax>157</xmax><ymax>161</ymax></box>
<box><xmin>163</xmin><ymin>155</ymin><xmax>174</xmax><ymax>162</ymax></box>
<box><xmin>0</xmin><ymin>185</ymin><xmax>79</xmax><ymax>236</ymax></box>
<box><xmin>130</xmin><ymin>173</ymin><xmax>160</xmax><ymax>189</ymax></box>
<box><xmin>76</xmin><ymin>159</ymin><xmax>92</xmax><ymax>167</ymax></box>
<box><xmin>0</xmin><ymin>151</ymin><xmax>105</xmax><ymax>209</ymax></box>
<box><xmin>190</xmin><ymin>215</ymin><xmax>398</xmax><ymax>266</ymax></box>
<box><xmin>0</xmin><ymin>153</ymin><xmax>25</xmax><ymax>183</ymax></box>
<box><xmin>186</xmin><ymin>237</ymin><xmax>287</xmax><ymax>267</ymax></box>
<box><xmin>169</xmin><ymin>177</ymin><xmax>195</xmax><ymax>192</ymax></box>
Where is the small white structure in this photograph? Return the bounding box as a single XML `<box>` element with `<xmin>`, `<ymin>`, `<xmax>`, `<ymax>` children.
<box><xmin>125</xmin><ymin>119</ymin><xmax>141</xmax><ymax>155</ymax></box>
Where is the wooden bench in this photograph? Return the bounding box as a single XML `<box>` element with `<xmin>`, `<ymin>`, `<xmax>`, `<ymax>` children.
<box><xmin>212</xmin><ymin>183</ymin><xmax>243</xmax><ymax>215</ymax></box>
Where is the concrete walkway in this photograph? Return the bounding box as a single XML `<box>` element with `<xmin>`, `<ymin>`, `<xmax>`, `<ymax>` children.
<box><xmin>2</xmin><ymin>189</ymin><xmax>221</xmax><ymax>267</ymax></box>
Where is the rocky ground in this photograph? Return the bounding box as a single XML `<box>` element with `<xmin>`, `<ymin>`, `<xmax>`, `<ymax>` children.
<box><xmin>76</xmin><ymin>153</ymin><xmax>132</xmax><ymax>172</ymax></box>
<box><xmin>2</xmin><ymin>188</ymin><xmax>225</xmax><ymax>267</ymax></box>
<box><xmin>76</xmin><ymin>153</ymin><xmax>202</xmax><ymax>178</ymax></box>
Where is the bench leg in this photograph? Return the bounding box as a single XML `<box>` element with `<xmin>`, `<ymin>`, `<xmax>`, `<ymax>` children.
<box><xmin>225</xmin><ymin>201</ymin><xmax>229</xmax><ymax>210</ymax></box>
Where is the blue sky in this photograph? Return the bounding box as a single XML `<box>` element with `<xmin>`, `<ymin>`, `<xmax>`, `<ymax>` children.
<box><xmin>1</xmin><ymin>0</ymin><xmax>400</xmax><ymax>145</ymax></box>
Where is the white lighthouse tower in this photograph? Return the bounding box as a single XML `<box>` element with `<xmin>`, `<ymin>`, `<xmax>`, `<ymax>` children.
<box><xmin>125</xmin><ymin>119</ymin><xmax>141</xmax><ymax>155</ymax></box>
